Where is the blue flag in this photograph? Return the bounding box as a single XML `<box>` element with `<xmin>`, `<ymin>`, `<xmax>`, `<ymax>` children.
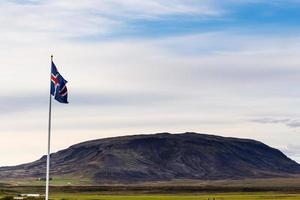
<box><xmin>51</xmin><ymin>61</ymin><xmax>69</xmax><ymax>104</ymax></box>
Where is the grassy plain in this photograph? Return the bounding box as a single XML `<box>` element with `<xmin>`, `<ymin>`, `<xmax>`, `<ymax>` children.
<box><xmin>49</xmin><ymin>193</ymin><xmax>300</xmax><ymax>200</ymax></box>
<box><xmin>1</xmin><ymin>192</ymin><xmax>300</xmax><ymax>200</ymax></box>
<box><xmin>2</xmin><ymin>177</ymin><xmax>300</xmax><ymax>200</ymax></box>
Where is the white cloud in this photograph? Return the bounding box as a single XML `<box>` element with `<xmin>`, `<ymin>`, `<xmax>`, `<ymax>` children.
<box><xmin>0</xmin><ymin>31</ymin><xmax>300</xmax><ymax>165</ymax></box>
<box><xmin>0</xmin><ymin>0</ymin><xmax>222</xmax><ymax>42</ymax></box>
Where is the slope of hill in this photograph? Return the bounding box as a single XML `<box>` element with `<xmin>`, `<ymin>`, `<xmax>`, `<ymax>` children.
<box><xmin>0</xmin><ymin>132</ymin><xmax>300</xmax><ymax>183</ymax></box>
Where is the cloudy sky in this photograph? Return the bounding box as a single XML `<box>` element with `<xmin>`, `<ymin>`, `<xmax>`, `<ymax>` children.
<box><xmin>1</xmin><ymin>0</ymin><xmax>300</xmax><ymax>166</ymax></box>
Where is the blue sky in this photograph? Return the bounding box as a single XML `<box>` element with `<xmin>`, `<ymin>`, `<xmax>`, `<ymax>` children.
<box><xmin>1</xmin><ymin>0</ymin><xmax>300</xmax><ymax>165</ymax></box>
<box><xmin>74</xmin><ymin>1</ymin><xmax>300</xmax><ymax>39</ymax></box>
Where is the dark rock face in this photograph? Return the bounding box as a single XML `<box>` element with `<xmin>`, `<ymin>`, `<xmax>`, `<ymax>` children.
<box><xmin>1</xmin><ymin>132</ymin><xmax>300</xmax><ymax>182</ymax></box>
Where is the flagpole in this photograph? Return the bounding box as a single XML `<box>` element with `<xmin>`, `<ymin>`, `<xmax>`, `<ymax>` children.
<box><xmin>45</xmin><ymin>55</ymin><xmax>53</xmax><ymax>200</ymax></box>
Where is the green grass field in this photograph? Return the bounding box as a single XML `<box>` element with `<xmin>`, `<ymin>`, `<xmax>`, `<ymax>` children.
<box><xmin>2</xmin><ymin>191</ymin><xmax>300</xmax><ymax>200</ymax></box>
<box><xmin>2</xmin><ymin>177</ymin><xmax>300</xmax><ymax>200</ymax></box>
<box><xmin>38</xmin><ymin>193</ymin><xmax>300</xmax><ymax>200</ymax></box>
<box><xmin>2</xmin><ymin>190</ymin><xmax>300</xmax><ymax>200</ymax></box>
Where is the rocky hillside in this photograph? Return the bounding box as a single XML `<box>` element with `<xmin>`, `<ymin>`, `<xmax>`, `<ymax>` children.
<box><xmin>1</xmin><ymin>132</ymin><xmax>300</xmax><ymax>183</ymax></box>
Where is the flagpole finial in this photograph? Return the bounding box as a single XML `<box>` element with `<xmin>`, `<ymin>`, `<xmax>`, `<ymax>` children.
<box><xmin>51</xmin><ymin>55</ymin><xmax>53</xmax><ymax>62</ymax></box>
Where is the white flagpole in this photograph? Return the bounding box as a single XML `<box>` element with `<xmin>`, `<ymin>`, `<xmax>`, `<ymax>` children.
<box><xmin>45</xmin><ymin>55</ymin><xmax>53</xmax><ymax>200</ymax></box>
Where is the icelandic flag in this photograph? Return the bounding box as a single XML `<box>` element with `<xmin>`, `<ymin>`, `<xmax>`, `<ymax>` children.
<box><xmin>50</xmin><ymin>61</ymin><xmax>69</xmax><ymax>104</ymax></box>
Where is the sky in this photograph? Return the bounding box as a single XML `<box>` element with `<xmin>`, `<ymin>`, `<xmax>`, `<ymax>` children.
<box><xmin>1</xmin><ymin>0</ymin><xmax>300</xmax><ymax>166</ymax></box>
